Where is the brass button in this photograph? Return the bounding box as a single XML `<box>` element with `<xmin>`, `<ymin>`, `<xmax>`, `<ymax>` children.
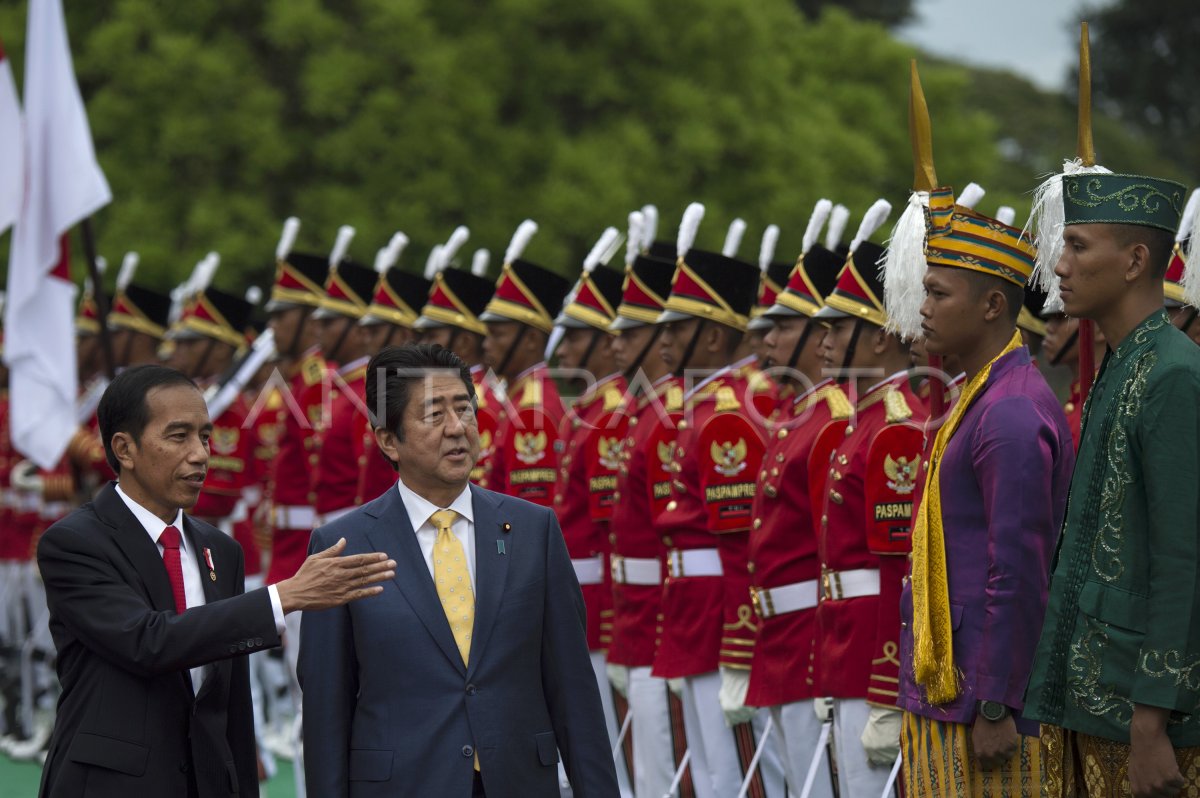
<box><xmin>776</xmin><ymin>453</ymin><xmax>785</xmax><ymax>463</ymax></box>
<box><xmin>629</xmin><ymin>417</ymin><xmax>639</xmax><ymax>427</ymax></box>
<box><xmin>830</xmin><ymin>490</ymin><xmax>843</xmax><ymax>504</ymax></box>
<box><xmin>673</xmin><ymin>480</ymin><xmax>687</xmax><ymax>493</ymax></box>
<box><xmin>613</xmin><ymin>491</ymin><xmax>621</xmax><ymax>501</ymax></box>
<box><xmin>678</xmin><ymin>421</ymin><xmax>689</xmax><ymax>431</ymax></box>
<box><xmin>838</xmin><ymin>454</ymin><xmax>849</xmax><ymax>466</ymax></box>
<box><xmin>666</xmin><ymin>500</ymin><xmax>677</xmax><ymax>512</ymax></box>
<box><xmin>759</xmin><ymin>470</ymin><xmax>767</xmax><ymax>481</ymax></box>
<box><xmin>770</xmin><ymin>467</ymin><xmax>779</xmax><ymax>477</ymax></box>
<box><xmin>747</xmin><ymin>561</ymin><xmax>756</xmax><ymax>574</ymax></box>
<box><xmin>829</xmin><ymin>467</ymin><xmax>835</xmax><ymax>477</ymax></box>
<box><xmin>844</xmin><ymin>426</ymin><xmax>855</xmax><ymax>436</ymax></box>
<box><xmin>752</xmin><ymin>518</ymin><xmax>762</xmax><ymax>530</ymax></box>
<box><xmin>609</xmin><ymin>533</ymin><xmax>617</xmax><ymax>545</ymax></box>
<box><xmin>663</xmin><ymin>536</ymin><xmax>673</xmax><ymax>547</ymax></box>
<box><xmin>777</xmin><ymin>428</ymin><xmax>788</xmax><ymax>439</ymax></box>
<box><xmin>821</xmin><ymin>514</ymin><xmax>828</xmax><ymax>526</ymax></box>
<box><xmin>831</xmin><ymin>471</ymin><xmax>842</xmax><ymax>481</ymax></box>
<box><xmin>764</xmin><ymin>485</ymin><xmax>778</xmax><ymax>498</ymax></box>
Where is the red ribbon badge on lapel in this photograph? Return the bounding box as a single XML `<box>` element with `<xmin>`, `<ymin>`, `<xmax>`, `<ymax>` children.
<box><xmin>203</xmin><ymin>547</ymin><xmax>217</xmax><ymax>582</ymax></box>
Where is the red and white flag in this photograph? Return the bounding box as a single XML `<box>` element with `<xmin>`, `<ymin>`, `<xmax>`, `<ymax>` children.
<box><xmin>5</xmin><ymin>0</ymin><xmax>111</xmax><ymax>467</ymax></box>
<box><xmin>0</xmin><ymin>34</ymin><xmax>21</xmax><ymax>234</ymax></box>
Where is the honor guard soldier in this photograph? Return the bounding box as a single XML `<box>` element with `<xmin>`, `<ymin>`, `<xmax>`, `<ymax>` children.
<box><xmin>550</xmin><ymin>226</ymin><xmax>634</xmax><ymax>795</ymax></box>
<box><xmin>736</xmin><ymin>225</ymin><xmax>786</xmax><ymax>413</ymax></box>
<box><xmin>653</xmin><ymin>203</ymin><xmax>787</xmax><ymax>798</ymax></box>
<box><xmin>164</xmin><ymin>254</ymin><xmax>256</xmax><ymax>528</ymax></box>
<box><xmin>413</xmin><ymin>245</ymin><xmax>499</xmax><ymax>483</ymax></box>
<box><xmin>745</xmin><ymin>199</ymin><xmax>847</xmax><ymax>797</ymax></box>
<box><xmin>353</xmin><ymin>232</ymin><xmax>435</xmax><ymax>505</ymax></box>
<box><xmin>262</xmin><ymin>218</ymin><xmax>335</xmax><ymax>795</ymax></box>
<box><xmin>1164</xmin><ymin>188</ymin><xmax>1200</xmax><ymax>346</ymax></box>
<box><xmin>810</xmin><ymin>199</ymin><xmax>927</xmax><ymax>797</ymax></box>
<box><xmin>478</xmin><ymin>220</ymin><xmax>571</xmax><ymax>505</ymax></box>
<box><xmin>606</xmin><ymin>209</ymin><xmax>693</xmax><ymax>798</ymax></box>
<box><xmin>308</xmin><ymin>226</ymin><xmax>380</xmax><ymax>526</ymax></box>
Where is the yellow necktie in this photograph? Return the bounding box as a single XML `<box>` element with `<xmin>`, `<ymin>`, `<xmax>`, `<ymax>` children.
<box><xmin>431</xmin><ymin>509</ymin><xmax>474</xmax><ymax>665</ymax></box>
<box><xmin>430</xmin><ymin>509</ymin><xmax>479</xmax><ymax>770</ymax></box>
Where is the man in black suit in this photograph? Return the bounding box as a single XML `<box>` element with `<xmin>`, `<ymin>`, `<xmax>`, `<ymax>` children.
<box><xmin>300</xmin><ymin>344</ymin><xmax>620</xmax><ymax>797</ymax></box>
<box><xmin>36</xmin><ymin>365</ymin><xmax>396</xmax><ymax>797</ymax></box>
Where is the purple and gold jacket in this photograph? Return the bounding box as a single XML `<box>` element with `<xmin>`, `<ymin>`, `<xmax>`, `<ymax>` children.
<box><xmin>898</xmin><ymin>347</ymin><xmax>1073</xmax><ymax>735</ymax></box>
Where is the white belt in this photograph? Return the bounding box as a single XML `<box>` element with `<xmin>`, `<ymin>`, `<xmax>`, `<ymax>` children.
<box><xmin>318</xmin><ymin>506</ymin><xmax>355</xmax><ymax>526</ymax></box>
<box><xmin>821</xmin><ymin>567</ymin><xmax>880</xmax><ymax>601</ymax></box>
<box><xmin>752</xmin><ymin>579</ymin><xmax>819</xmax><ymax>618</ymax></box>
<box><xmin>572</xmin><ymin>555</ymin><xmax>605</xmax><ymax>585</ymax></box>
<box><xmin>273</xmin><ymin>505</ymin><xmax>316</xmax><ymax>530</ymax></box>
<box><xmin>611</xmin><ymin>555</ymin><xmax>662</xmax><ymax>586</ymax></box>
<box><xmin>13</xmin><ymin>493</ymin><xmax>40</xmax><ymax>513</ymax></box>
<box><xmin>0</xmin><ymin>488</ymin><xmax>13</xmax><ymax>508</ymax></box>
<box><xmin>667</xmin><ymin>548</ymin><xmax>723</xmax><ymax>578</ymax></box>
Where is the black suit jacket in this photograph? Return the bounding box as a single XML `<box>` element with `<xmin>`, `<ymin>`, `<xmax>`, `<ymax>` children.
<box><xmin>36</xmin><ymin>482</ymin><xmax>282</xmax><ymax>797</ymax></box>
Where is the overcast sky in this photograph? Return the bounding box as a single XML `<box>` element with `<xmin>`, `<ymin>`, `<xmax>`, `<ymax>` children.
<box><xmin>897</xmin><ymin>0</ymin><xmax>1115</xmax><ymax>91</ymax></box>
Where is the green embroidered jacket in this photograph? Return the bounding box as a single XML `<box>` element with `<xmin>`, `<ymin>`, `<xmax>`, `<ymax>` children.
<box><xmin>1026</xmin><ymin>310</ymin><xmax>1200</xmax><ymax>745</ymax></box>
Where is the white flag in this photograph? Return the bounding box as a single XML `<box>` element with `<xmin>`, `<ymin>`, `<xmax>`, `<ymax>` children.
<box><xmin>0</xmin><ymin>35</ymin><xmax>21</xmax><ymax>235</ymax></box>
<box><xmin>4</xmin><ymin>0</ymin><xmax>111</xmax><ymax>467</ymax></box>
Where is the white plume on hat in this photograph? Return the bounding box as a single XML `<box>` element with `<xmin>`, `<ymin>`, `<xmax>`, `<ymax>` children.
<box><xmin>677</xmin><ymin>203</ymin><xmax>705</xmax><ymax>261</ymax></box>
<box><xmin>802</xmin><ymin>199</ymin><xmax>833</xmax><ymax>256</ymax></box>
<box><xmin>626</xmin><ymin>211</ymin><xmax>645</xmax><ymax>269</ymax></box>
<box><xmin>374</xmin><ymin>232</ymin><xmax>409</xmax><ymax>274</ymax></box>
<box><xmin>504</xmin><ymin>220</ymin><xmax>538</xmax><ymax>265</ymax></box>
<box><xmin>640</xmin><ymin>205</ymin><xmax>658</xmax><ymax>251</ymax></box>
<box><xmin>824</xmin><ymin>205</ymin><xmax>850</xmax><ymax>252</ymax></box>
<box><xmin>116</xmin><ymin>252</ymin><xmax>140</xmax><ymax>292</ymax></box>
<box><xmin>1177</xmin><ymin>188</ymin><xmax>1200</xmax><ymax>308</ymax></box>
<box><xmin>471</xmin><ymin>249</ymin><xmax>490</xmax><ymax>277</ymax></box>
<box><xmin>276</xmin><ymin>217</ymin><xmax>300</xmax><ymax>262</ymax></box>
<box><xmin>722</xmin><ymin>218</ymin><xmax>747</xmax><ymax>258</ymax></box>
<box><xmin>758</xmin><ymin>225</ymin><xmax>780</xmax><ymax>273</ymax></box>
<box><xmin>329</xmin><ymin>225</ymin><xmax>356</xmax><ymax>267</ymax></box>
<box><xmin>1025</xmin><ymin>159</ymin><xmax>1112</xmax><ymax>313</ymax></box>
<box><xmin>424</xmin><ymin>245</ymin><xmax>444</xmax><ymax>280</ymax></box>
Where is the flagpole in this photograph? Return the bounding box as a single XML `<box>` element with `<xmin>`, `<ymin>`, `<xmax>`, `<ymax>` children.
<box><xmin>1076</xmin><ymin>23</ymin><xmax>1097</xmax><ymax>404</ymax></box>
<box><xmin>80</xmin><ymin>217</ymin><xmax>115</xmax><ymax>379</ymax></box>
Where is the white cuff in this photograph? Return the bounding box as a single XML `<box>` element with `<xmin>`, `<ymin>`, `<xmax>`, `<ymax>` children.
<box><xmin>267</xmin><ymin>584</ymin><xmax>286</xmax><ymax>634</ymax></box>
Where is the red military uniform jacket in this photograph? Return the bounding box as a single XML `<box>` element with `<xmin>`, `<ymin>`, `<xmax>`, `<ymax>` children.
<box><xmin>311</xmin><ymin>357</ymin><xmax>368</xmax><ymax>520</ymax></box>
<box><xmin>552</xmin><ymin>374</ymin><xmax>626</xmax><ymax>651</ymax></box>
<box><xmin>608</xmin><ymin>376</ymin><xmax>678</xmax><ymax>668</ymax></box>
<box><xmin>482</xmin><ymin>363</ymin><xmax>564</xmax><ymax>506</ymax></box>
<box><xmin>652</xmin><ymin>366</ymin><xmax>767</xmax><ymax>678</ymax></box>
<box><xmin>266</xmin><ymin>347</ymin><xmax>327</xmax><ymax>584</ymax></box>
<box><xmin>192</xmin><ymin>392</ymin><xmax>252</xmax><ymax>522</ymax></box>
<box><xmin>746</xmin><ymin>380</ymin><xmax>852</xmax><ymax>707</ymax></box>
<box><xmin>812</xmin><ymin>372</ymin><xmax>925</xmax><ymax>704</ymax></box>
<box><xmin>232</xmin><ymin>386</ymin><xmax>282</xmax><ymax>579</ymax></box>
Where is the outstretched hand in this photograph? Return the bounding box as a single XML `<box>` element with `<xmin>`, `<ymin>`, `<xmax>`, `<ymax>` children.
<box><xmin>275</xmin><ymin>538</ymin><xmax>394</xmax><ymax>613</ymax></box>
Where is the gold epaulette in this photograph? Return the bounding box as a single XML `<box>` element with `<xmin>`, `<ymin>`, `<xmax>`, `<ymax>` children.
<box><xmin>300</xmin><ymin>353</ymin><xmax>325</xmax><ymax>387</ymax></box>
<box><xmin>519</xmin><ymin>379</ymin><xmax>543</xmax><ymax>409</ymax></box>
<box><xmin>714</xmin><ymin>385</ymin><xmax>741</xmax><ymax>413</ymax></box>
<box><xmin>664</xmin><ymin>385</ymin><xmax>683</xmax><ymax>413</ymax></box>
<box><xmin>821</xmin><ymin>385</ymin><xmax>853</xmax><ymax>421</ymax></box>
<box><xmin>884</xmin><ymin>386</ymin><xmax>913</xmax><ymax>424</ymax></box>
<box><xmin>602</xmin><ymin>385</ymin><xmax>623</xmax><ymax>413</ymax></box>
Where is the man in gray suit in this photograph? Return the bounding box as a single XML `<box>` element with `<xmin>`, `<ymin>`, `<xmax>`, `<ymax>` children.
<box><xmin>300</xmin><ymin>344</ymin><xmax>619</xmax><ymax>798</ymax></box>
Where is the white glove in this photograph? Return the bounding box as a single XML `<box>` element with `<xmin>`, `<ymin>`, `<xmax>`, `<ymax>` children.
<box><xmin>667</xmin><ymin>678</ymin><xmax>685</xmax><ymax>698</ymax></box>
<box><xmin>10</xmin><ymin>460</ymin><xmax>44</xmax><ymax>494</ymax></box>
<box><xmin>607</xmin><ymin>663</ymin><xmax>629</xmax><ymax>698</ymax></box>
<box><xmin>718</xmin><ymin>666</ymin><xmax>756</xmax><ymax>727</ymax></box>
<box><xmin>859</xmin><ymin>705</ymin><xmax>903</xmax><ymax>767</ymax></box>
<box><xmin>813</xmin><ymin>696</ymin><xmax>834</xmax><ymax>722</ymax></box>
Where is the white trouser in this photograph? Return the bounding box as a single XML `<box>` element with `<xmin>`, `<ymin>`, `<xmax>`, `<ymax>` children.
<box><xmin>284</xmin><ymin>610</ymin><xmax>306</xmax><ymax>798</ymax></box>
<box><xmin>589</xmin><ymin>651</ymin><xmax>634</xmax><ymax>797</ymax></box>
<box><xmin>627</xmin><ymin>667</ymin><xmax>675</xmax><ymax>798</ymax></box>
<box><xmin>833</xmin><ymin>698</ymin><xmax>894</xmax><ymax>798</ymax></box>
<box><xmin>770</xmin><ymin>701</ymin><xmax>834</xmax><ymax>798</ymax></box>
<box><xmin>680</xmin><ymin>670</ymin><xmax>787</xmax><ymax>798</ymax></box>
<box><xmin>0</xmin><ymin>562</ymin><xmax>16</xmax><ymax>643</ymax></box>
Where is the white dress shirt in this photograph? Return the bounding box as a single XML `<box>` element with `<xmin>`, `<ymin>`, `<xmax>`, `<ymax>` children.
<box><xmin>396</xmin><ymin>479</ymin><xmax>476</xmax><ymax>591</ymax></box>
<box><xmin>115</xmin><ymin>484</ymin><xmax>286</xmax><ymax>693</ymax></box>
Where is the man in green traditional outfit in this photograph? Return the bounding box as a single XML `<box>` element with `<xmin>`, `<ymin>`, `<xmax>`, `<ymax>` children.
<box><xmin>1024</xmin><ymin>172</ymin><xmax>1200</xmax><ymax>798</ymax></box>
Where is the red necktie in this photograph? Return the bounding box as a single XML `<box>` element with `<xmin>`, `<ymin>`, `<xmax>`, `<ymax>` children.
<box><xmin>159</xmin><ymin>526</ymin><xmax>187</xmax><ymax>614</ymax></box>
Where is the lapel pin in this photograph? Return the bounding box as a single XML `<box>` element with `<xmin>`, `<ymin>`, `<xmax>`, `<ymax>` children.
<box><xmin>496</xmin><ymin>540</ymin><xmax>506</xmax><ymax>555</ymax></box>
<box><xmin>203</xmin><ymin>547</ymin><xmax>217</xmax><ymax>582</ymax></box>
<box><xmin>502</xmin><ymin>522</ymin><xmax>512</xmax><ymax>533</ymax></box>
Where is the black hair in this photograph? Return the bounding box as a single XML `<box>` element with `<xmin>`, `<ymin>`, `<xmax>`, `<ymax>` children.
<box><xmin>1109</xmin><ymin>224</ymin><xmax>1176</xmax><ymax>279</ymax></box>
<box><xmin>98</xmin><ymin>365</ymin><xmax>198</xmax><ymax>473</ymax></box>
<box><xmin>365</xmin><ymin>343</ymin><xmax>476</xmax><ymax>456</ymax></box>
<box><xmin>962</xmin><ymin>269</ymin><xmax>1024</xmax><ymax>326</ymax></box>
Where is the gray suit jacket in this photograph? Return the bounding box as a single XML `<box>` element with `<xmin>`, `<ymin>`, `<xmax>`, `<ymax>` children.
<box><xmin>299</xmin><ymin>483</ymin><xmax>619</xmax><ymax>798</ymax></box>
